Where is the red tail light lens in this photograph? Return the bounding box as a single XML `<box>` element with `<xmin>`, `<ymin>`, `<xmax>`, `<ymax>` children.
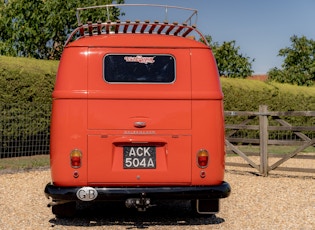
<box><xmin>197</xmin><ymin>149</ymin><xmax>209</xmax><ymax>168</ymax></box>
<box><xmin>70</xmin><ymin>149</ymin><xmax>82</xmax><ymax>168</ymax></box>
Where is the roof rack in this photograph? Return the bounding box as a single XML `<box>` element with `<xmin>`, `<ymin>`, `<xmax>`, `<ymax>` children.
<box><xmin>76</xmin><ymin>4</ymin><xmax>198</xmax><ymax>26</ymax></box>
<box><xmin>65</xmin><ymin>4</ymin><xmax>208</xmax><ymax>46</ymax></box>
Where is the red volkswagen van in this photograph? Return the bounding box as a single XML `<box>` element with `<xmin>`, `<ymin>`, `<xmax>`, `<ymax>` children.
<box><xmin>45</xmin><ymin>4</ymin><xmax>230</xmax><ymax>217</ymax></box>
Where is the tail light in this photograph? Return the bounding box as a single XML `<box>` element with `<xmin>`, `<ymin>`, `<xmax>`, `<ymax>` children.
<box><xmin>197</xmin><ymin>149</ymin><xmax>209</xmax><ymax>168</ymax></box>
<box><xmin>70</xmin><ymin>149</ymin><xmax>82</xmax><ymax>168</ymax></box>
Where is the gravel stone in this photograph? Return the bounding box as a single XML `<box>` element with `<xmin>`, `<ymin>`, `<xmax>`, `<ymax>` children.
<box><xmin>0</xmin><ymin>157</ymin><xmax>314</xmax><ymax>229</ymax></box>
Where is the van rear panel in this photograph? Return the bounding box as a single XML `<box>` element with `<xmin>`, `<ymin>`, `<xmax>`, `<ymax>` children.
<box><xmin>50</xmin><ymin>33</ymin><xmax>227</xmax><ymax>189</ymax></box>
<box><xmin>50</xmin><ymin>35</ymin><xmax>225</xmax><ymax>186</ymax></box>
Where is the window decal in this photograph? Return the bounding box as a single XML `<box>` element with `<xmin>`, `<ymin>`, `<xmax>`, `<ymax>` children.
<box><xmin>124</xmin><ymin>55</ymin><xmax>155</xmax><ymax>64</ymax></box>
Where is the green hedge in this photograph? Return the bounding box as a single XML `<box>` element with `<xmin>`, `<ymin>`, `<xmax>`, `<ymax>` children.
<box><xmin>0</xmin><ymin>56</ymin><xmax>314</xmax><ymax>138</ymax></box>
<box><xmin>0</xmin><ymin>56</ymin><xmax>58</xmax><ymax>138</ymax></box>
<box><xmin>221</xmin><ymin>77</ymin><xmax>315</xmax><ymax>111</ymax></box>
<box><xmin>0</xmin><ymin>56</ymin><xmax>58</xmax><ymax>104</ymax></box>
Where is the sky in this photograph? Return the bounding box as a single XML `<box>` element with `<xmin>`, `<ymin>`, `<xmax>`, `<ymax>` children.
<box><xmin>118</xmin><ymin>0</ymin><xmax>315</xmax><ymax>74</ymax></box>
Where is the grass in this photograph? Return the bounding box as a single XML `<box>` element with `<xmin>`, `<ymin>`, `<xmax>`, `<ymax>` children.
<box><xmin>0</xmin><ymin>155</ymin><xmax>50</xmax><ymax>173</ymax></box>
<box><xmin>227</xmin><ymin>145</ymin><xmax>315</xmax><ymax>156</ymax></box>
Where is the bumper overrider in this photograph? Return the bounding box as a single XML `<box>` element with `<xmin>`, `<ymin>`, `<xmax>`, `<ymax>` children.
<box><xmin>45</xmin><ymin>182</ymin><xmax>231</xmax><ymax>202</ymax></box>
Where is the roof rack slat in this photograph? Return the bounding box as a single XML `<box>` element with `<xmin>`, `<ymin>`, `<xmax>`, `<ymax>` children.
<box><xmin>115</xmin><ymin>20</ymin><xmax>120</xmax><ymax>33</ymax></box>
<box><xmin>140</xmin><ymin>20</ymin><xmax>150</xmax><ymax>33</ymax></box>
<box><xmin>173</xmin><ymin>25</ymin><xmax>185</xmax><ymax>36</ymax></box>
<box><xmin>132</xmin><ymin>20</ymin><xmax>140</xmax><ymax>33</ymax></box>
<box><xmin>97</xmin><ymin>21</ymin><xmax>102</xmax><ymax>34</ymax></box>
<box><xmin>157</xmin><ymin>21</ymin><xmax>168</xmax><ymax>34</ymax></box>
<box><xmin>105</xmin><ymin>21</ymin><xmax>111</xmax><ymax>34</ymax></box>
<box><xmin>149</xmin><ymin>21</ymin><xmax>159</xmax><ymax>34</ymax></box>
<box><xmin>182</xmin><ymin>25</ymin><xmax>196</xmax><ymax>37</ymax></box>
<box><xmin>123</xmin><ymin>20</ymin><xmax>130</xmax><ymax>33</ymax></box>
<box><xmin>88</xmin><ymin>21</ymin><xmax>93</xmax><ymax>36</ymax></box>
<box><xmin>79</xmin><ymin>24</ymin><xmax>84</xmax><ymax>36</ymax></box>
<box><xmin>165</xmin><ymin>22</ymin><xmax>177</xmax><ymax>35</ymax></box>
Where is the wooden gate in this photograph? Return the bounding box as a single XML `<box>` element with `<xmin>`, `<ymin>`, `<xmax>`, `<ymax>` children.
<box><xmin>225</xmin><ymin>105</ymin><xmax>315</xmax><ymax>176</ymax></box>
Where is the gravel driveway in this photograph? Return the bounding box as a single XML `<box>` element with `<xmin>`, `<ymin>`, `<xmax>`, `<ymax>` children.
<box><xmin>0</xmin><ymin>157</ymin><xmax>314</xmax><ymax>230</ymax></box>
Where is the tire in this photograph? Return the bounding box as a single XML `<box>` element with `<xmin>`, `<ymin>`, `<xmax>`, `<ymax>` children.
<box><xmin>52</xmin><ymin>202</ymin><xmax>76</xmax><ymax>218</ymax></box>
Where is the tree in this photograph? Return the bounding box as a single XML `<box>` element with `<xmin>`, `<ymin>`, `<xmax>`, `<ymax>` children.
<box><xmin>205</xmin><ymin>35</ymin><xmax>254</xmax><ymax>78</ymax></box>
<box><xmin>0</xmin><ymin>0</ymin><xmax>124</xmax><ymax>60</ymax></box>
<box><xmin>0</xmin><ymin>0</ymin><xmax>47</xmax><ymax>58</ymax></box>
<box><xmin>268</xmin><ymin>35</ymin><xmax>315</xmax><ymax>86</ymax></box>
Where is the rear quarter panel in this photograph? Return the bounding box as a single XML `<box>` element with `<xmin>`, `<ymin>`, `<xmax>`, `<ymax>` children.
<box><xmin>50</xmin><ymin>48</ymin><xmax>88</xmax><ymax>186</ymax></box>
<box><xmin>191</xmin><ymin>48</ymin><xmax>225</xmax><ymax>185</ymax></box>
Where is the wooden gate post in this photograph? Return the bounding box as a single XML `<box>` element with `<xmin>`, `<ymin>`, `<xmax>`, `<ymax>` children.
<box><xmin>259</xmin><ymin>105</ymin><xmax>269</xmax><ymax>176</ymax></box>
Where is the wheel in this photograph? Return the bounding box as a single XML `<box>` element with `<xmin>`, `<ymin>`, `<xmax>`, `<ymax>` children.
<box><xmin>52</xmin><ymin>201</ymin><xmax>76</xmax><ymax>218</ymax></box>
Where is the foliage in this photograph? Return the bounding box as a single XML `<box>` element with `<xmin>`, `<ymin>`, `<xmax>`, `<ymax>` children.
<box><xmin>205</xmin><ymin>35</ymin><xmax>254</xmax><ymax>78</ymax></box>
<box><xmin>221</xmin><ymin>78</ymin><xmax>315</xmax><ymax>112</ymax></box>
<box><xmin>0</xmin><ymin>56</ymin><xmax>58</xmax><ymax>137</ymax></box>
<box><xmin>0</xmin><ymin>0</ymin><xmax>47</xmax><ymax>58</ymax></box>
<box><xmin>0</xmin><ymin>0</ymin><xmax>124</xmax><ymax>60</ymax></box>
<box><xmin>268</xmin><ymin>35</ymin><xmax>315</xmax><ymax>86</ymax></box>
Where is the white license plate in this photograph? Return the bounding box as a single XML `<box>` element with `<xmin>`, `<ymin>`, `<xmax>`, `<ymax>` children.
<box><xmin>123</xmin><ymin>146</ymin><xmax>156</xmax><ymax>169</ymax></box>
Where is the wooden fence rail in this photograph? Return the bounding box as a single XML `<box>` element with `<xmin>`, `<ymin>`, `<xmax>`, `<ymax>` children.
<box><xmin>224</xmin><ymin>105</ymin><xmax>315</xmax><ymax>176</ymax></box>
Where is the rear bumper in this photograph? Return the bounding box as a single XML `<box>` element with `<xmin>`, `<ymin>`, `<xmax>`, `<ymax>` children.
<box><xmin>44</xmin><ymin>182</ymin><xmax>231</xmax><ymax>201</ymax></box>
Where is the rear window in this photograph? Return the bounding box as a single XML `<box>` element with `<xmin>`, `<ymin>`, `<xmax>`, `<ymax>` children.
<box><xmin>104</xmin><ymin>54</ymin><xmax>175</xmax><ymax>83</ymax></box>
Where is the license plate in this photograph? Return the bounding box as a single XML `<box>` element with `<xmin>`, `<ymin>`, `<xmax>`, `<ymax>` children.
<box><xmin>123</xmin><ymin>146</ymin><xmax>156</xmax><ymax>169</ymax></box>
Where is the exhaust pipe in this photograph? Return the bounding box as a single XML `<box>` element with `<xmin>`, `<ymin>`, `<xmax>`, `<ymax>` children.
<box><xmin>47</xmin><ymin>200</ymin><xmax>72</xmax><ymax>207</ymax></box>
